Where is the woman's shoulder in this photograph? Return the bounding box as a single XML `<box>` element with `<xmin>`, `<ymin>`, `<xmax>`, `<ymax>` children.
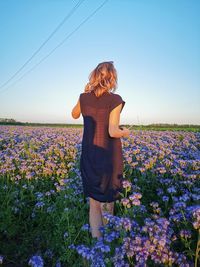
<box><xmin>79</xmin><ymin>92</ymin><xmax>89</xmax><ymax>98</ymax></box>
<box><xmin>80</xmin><ymin>91</ymin><xmax>122</xmax><ymax>99</ymax></box>
<box><xmin>110</xmin><ymin>92</ymin><xmax>123</xmax><ymax>100</ymax></box>
<box><xmin>80</xmin><ymin>92</ymin><xmax>92</xmax><ymax>97</ymax></box>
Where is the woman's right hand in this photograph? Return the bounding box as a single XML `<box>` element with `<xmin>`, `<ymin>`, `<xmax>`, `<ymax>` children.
<box><xmin>120</xmin><ymin>127</ymin><xmax>131</xmax><ymax>137</ymax></box>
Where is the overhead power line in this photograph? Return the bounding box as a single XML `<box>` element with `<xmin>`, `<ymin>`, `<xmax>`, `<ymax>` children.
<box><xmin>0</xmin><ymin>0</ymin><xmax>86</xmax><ymax>90</ymax></box>
<box><xmin>0</xmin><ymin>0</ymin><xmax>109</xmax><ymax>95</ymax></box>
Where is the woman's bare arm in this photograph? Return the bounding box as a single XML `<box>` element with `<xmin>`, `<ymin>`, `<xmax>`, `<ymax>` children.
<box><xmin>71</xmin><ymin>96</ymin><xmax>81</xmax><ymax>119</ymax></box>
<box><xmin>108</xmin><ymin>103</ymin><xmax>124</xmax><ymax>138</ymax></box>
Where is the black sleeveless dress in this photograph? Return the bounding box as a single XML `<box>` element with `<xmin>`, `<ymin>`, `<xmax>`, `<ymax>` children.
<box><xmin>79</xmin><ymin>91</ymin><xmax>126</xmax><ymax>203</ymax></box>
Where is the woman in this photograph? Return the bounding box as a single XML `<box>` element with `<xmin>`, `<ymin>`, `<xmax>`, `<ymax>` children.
<box><xmin>71</xmin><ymin>61</ymin><xmax>130</xmax><ymax>238</ymax></box>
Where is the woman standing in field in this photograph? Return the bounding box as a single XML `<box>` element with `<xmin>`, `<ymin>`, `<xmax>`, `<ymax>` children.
<box><xmin>71</xmin><ymin>61</ymin><xmax>130</xmax><ymax>238</ymax></box>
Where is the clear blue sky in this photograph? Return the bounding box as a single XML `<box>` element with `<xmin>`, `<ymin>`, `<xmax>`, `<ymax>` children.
<box><xmin>0</xmin><ymin>0</ymin><xmax>199</xmax><ymax>125</ymax></box>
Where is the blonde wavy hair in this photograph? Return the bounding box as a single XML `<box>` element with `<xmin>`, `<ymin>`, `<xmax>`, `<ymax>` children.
<box><xmin>84</xmin><ymin>61</ymin><xmax>118</xmax><ymax>97</ymax></box>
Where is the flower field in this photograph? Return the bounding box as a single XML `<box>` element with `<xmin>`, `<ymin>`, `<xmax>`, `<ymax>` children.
<box><xmin>0</xmin><ymin>125</ymin><xmax>199</xmax><ymax>267</ymax></box>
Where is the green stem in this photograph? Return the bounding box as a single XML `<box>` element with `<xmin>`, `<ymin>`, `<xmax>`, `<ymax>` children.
<box><xmin>195</xmin><ymin>229</ymin><xmax>200</xmax><ymax>267</ymax></box>
<box><xmin>73</xmin><ymin>227</ymin><xmax>83</xmax><ymax>244</ymax></box>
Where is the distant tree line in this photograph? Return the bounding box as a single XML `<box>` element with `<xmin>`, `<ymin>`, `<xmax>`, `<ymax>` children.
<box><xmin>0</xmin><ymin>118</ymin><xmax>18</xmax><ymax>123</ymax></box>
<box><xmin>0</xmin><ymin>118</ymin><xmax>199</xmax><ymax>130</ymax></box>
<box><xmin>145</xmin><ymin>123</ymin><xmax>200</xmax><ymax>128</ymax></box>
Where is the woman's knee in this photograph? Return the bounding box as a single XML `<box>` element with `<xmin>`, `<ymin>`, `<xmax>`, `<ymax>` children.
<box><xmin>100</xmin><ymin>202</ymin><xmax>114</xmax><ymax>213</ymax></box>
<box><xmin>89</xmin><ymin>197</ymin><xmax>101</xmax><ymax>209</ymax></box>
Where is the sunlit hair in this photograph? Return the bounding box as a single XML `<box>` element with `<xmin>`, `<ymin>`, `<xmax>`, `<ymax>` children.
<box><xmin>84</xmin><ymin>61</ymin><xmax>118</xmax><ymax>97</ymax></box>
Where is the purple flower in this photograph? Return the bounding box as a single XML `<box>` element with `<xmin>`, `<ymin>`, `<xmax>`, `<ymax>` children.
<box><xmin>129</xmin><ymin>192</ymin><xmax>142</xmax><ymax>201</ymax></box>
<box><xmin>121</xmin><ymin>198</ymin><xmax>131</xmax><ymax>208</ymax></box>
<box><xmin>162</xmin><ymin>195</ymin><xmax>169</xmax><ymax>202</ymax></box>
<box><xmin>191</xmin><ymin>206</ymin><xmax>200</xmax><ymax>229</ymax></box>
<box><xmin>122</xmin><ymin>180</ymin><xmax>132</xmax><ymax>189</ymax></box>
<box><xmin>63</xmin><ymin>231</ymin><xmax>69</xmax><ymax>238</ymax></box>
<box><xmin>174</xmin><ymin>201</ymin><xmax>186</xmax><ymax>210</ymax></box>
<box><xmin>104</xmin><ymin>231</ymin><xmax>119</xmax><ymax>242</ymax></box>
<box><xmin>179</xmin><ymin>194</ymin><xmax>190</xmax><ymax>202</ymax></box>
<box><xmin>46</xmin><ymin>206</ymin><xmax>54</xmax><ymax>213</ymax></box>
<box><xmin>156</xmin><ymin>188</ymin><xmax>164</xmax><ymax>196</ymax></box>
<box><xmin>150</xmin><ymin>202</ymin><xmax>159</xmax><ymax>208</ymax></box>
<box><xmin>76</xmin><ymin>245</ymin><xmax>93</xmax><ymax>260</ymax></box>
<box><xmin>96</xmin><ymin>242</ymin><xmax>110</xmax><ymax>253</ymax></box>
<box><xmin>68</xmin><ymin>244</ymin><xmax>76</xmax><ymax>249</ymax></box>
<box><xmin>28</xmin><ymin>255</ymin><xmax>44</xmax><ymax>267</ymax></box>
<box><xmin>167</xmin><ymin>186</ymin><xmax>176</xmax><ymax>194</ymax></box>
<box><xmin>44</xmin><ymin>249</ymin><xmax>53</xmax><ymax>259</ymax></box>
<box><xmin>120</xmin><ymin>217</ymin><xmax>132</xmax><ymax>231</ymax></box>
<box><xmin>81</xmin><ymin>224</ymin><xmax>90</xmax><ymax>231</ymax></box>
<box><xmin>179</xmin><ymin>230</ymin><xmax>192</xmax><ymax>239</ymax></box>
<box><xmin>35</xmin><ymin>201</ymin><xmax>45</xmax><ymax>208</ymax></box>
<box><xmin>35</xmin><ymin>192</ymin><xmax>43</xmax><ymax>199</ymax></box>
<box><xmin>0</xmin><ymin>255</ymin><xmax>3</xmax><ymax>264</ymax></box>
<box><xmin>55</xmin><ymin>260</ymin><xmax>61</xmax><ymax>267</ymax></box>
<box><xmin>132</xmin><ymin>199</ymin><xmax>141</xmax><ymax>206</ymax></box>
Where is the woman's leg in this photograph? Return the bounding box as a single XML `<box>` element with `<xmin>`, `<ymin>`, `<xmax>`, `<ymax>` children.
<box><xmin>89</xmin><ymin>197</ymin><xmax>103</xmax><ymax>238</ymax></box>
